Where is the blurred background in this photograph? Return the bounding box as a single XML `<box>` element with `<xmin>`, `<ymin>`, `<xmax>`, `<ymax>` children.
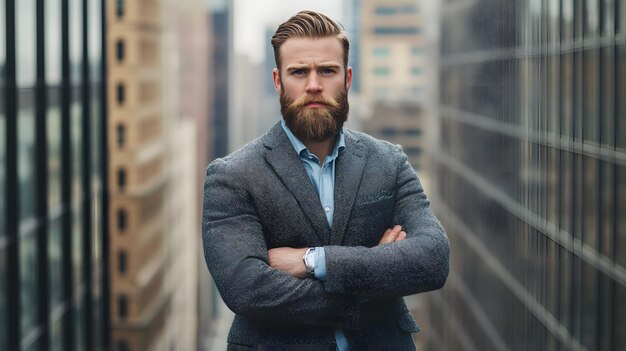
<box><xmin>0</xmin><ymin>0</ymin><xmax>625</xmax><ymax>350</ymax></box>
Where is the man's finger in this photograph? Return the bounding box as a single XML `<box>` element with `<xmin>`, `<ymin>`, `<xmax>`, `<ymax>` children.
<box><xmin>396</xmin><ymin>231</ymin><xmax>407</xmax><ymax>242</ymax></box>
<box><xmin>379</xmin><ymin>225</ymin><xmax>402</xmax><ymax>244</ymax></box>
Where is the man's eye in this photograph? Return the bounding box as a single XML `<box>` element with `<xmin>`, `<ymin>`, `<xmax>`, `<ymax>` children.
<box><xmin>321</xmin><ymin>68</ymin><xmax>336</xmax><ymax>75</ymax></box>
<box><xmin>292</xmin><ymin>69</ymin><xmax>306</xmax><ymax>75</ymax></box>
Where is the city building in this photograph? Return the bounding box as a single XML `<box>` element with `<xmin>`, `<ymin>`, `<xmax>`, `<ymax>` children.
<box><xmin>342</xmin><ymin>0</ymin><xmax>362</xmax><ymax>94</ymax></box>
<box><xmin>107</xmin><ymin>0</ymin><xmax>208</xmax><ymax>349</ymax></box>
<box><xmin>359</xmin><ymin>0</ymin><xmax>427</xmax><ymax>103</ymax></box>
<box><xmin>427</xmin><ymin>1</ymin><xmax>626</xmax><ymax>350</ymax></box>
<box><xmin>0</xmin><ymin>0</ymin><xmax>109</xmax><ymax>350</ymax></box>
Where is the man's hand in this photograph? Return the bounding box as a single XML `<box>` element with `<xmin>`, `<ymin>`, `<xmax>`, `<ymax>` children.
<box><xmin>269</xmin><ymin>226</ymin><xmax>406</xmax><ymax>278</ymax></box>
<box><xmin>378</xmin><ymin>225</ymin><xmax>407</xmax><ymax>245</ymax></box>
<box><xmin>268</xmin><ymin>247</ymin><xmax>308</xmax><ymax>278</ymax></box>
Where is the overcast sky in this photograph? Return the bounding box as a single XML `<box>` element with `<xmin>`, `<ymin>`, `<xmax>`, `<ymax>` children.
<box><xmin>233</xmin><ymin>0</ymin><xmax>343</xmax><ymax>64</ymax></box>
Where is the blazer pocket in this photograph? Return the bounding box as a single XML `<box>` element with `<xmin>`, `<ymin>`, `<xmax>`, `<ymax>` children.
<box><xmin>354</xmin><ymin>192</ymin><xmax>394</xmax><ymax>207</ymax></box>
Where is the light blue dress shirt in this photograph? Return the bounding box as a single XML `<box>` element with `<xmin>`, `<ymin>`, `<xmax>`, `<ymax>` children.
<box><xmin>281</xmin><ymin>121</ymin><xmax>350</xmax><ymax>351</ymax></box>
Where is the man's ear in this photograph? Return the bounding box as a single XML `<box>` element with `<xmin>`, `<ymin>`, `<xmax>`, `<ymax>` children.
<box><xmin>272</xmin><ymin>68</ymin><xmax>282</xmax><ymax>94</ymax></box>
<box><xmin>345</xmin><ymin>66</ymin><xmax>353</xmax><ymax>91</ymax></box>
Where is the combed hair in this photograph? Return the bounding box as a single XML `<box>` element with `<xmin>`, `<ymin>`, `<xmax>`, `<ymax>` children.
<box><xmin>271</xmin><ymin>10</ymin><xmax>349</xmax><ymax>71</ymax></box>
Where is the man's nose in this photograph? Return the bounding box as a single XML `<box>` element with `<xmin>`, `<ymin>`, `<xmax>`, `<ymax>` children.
<box><xmin>305</xmin><ymin>73</ymin><xmax>323</xmax><ymax>94</ymax></box>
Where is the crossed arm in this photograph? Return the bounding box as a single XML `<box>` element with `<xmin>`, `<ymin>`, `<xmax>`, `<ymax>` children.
<box><xmin>268</xmin><ymin>225</ymin><xmax>408</xmax><ymax>279</ymax></box>
<box><xmin>202</xmin><ymin>150</ymin><xmax>449</xmax><ymax>328</ymax></box>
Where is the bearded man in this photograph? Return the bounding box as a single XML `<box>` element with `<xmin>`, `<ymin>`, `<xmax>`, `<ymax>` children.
<box><xmin>202</xmin><ymin>10</ymin><xmax>449</xmax><ymax>351</ymax></box>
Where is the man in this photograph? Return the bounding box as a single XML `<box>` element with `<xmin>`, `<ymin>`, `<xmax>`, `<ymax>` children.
<box><xmin>202</xmin><ymin>10</ymin><xmax>449</xmax><ymax>351</ymax></box>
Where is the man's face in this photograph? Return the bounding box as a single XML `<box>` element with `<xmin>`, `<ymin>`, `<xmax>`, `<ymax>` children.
<box><xmin>273</xmin><ymin>37</ymin><xmax>353</xmax><ymax>142</ymax></box>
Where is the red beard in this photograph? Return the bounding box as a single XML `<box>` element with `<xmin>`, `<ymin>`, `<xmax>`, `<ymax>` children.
<box><xmin>280</xmin><ymin>88</ymin><xmax>349</xmax><ymax>142</ymax></box>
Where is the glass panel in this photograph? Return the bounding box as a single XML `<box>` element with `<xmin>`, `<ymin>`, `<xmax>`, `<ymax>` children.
<box><xmin>18</xmin><ymin>96</ymin><xmax>36</xmax><ymax>220</ymax></box>
<box><xmin>48</xmin><ymin>219</ymin><xmax>63</xmax><ymax>309</ymax></box>
<box><xmin>88</xmin><ymin>0</ymin><xmax>101</xmax><ymax>84</ymax></box>
<box><xmin>20</xmin><ymin>234</ymin><xmax>38</xmax><ymax>341</ymax></box>
<box><xmin>580</xmin><ymin>262</ymin><xmax>598</xmax><ymax>350</ymax></box>
<box><xmin>583</xmin><ymin>49</ymin><xmax>600</xmax><ymax>144</ymax></box>
<box><xmin>583</xmin><ymin>156</ymin><xmax>599</xmax><ymax>250</ymax></box>
<box><xmin>47</xmin><ymin>88</ymin><xmax>62</xmax><ymax>212</ymax></box>
<box><xmin>615</xmin><ymin>0</ymin><xmax>626</xmax><ymax>34</ymax></box>
<box><xmin>618</xmin><ymin>44</ymin><xmax>626</xmax><ymax>151</ymax></box>
<box><xmin>69</xmin><ymin>0</ymin><xmax>83</xmax><ymax>84</ymax></box>
<box><xmin>0</xmin><ymin>111</ymin><xmax>4</xmax><ymax>237</ymax></box>
<box><xmin>615</xmin><ymin>283</ymin><xmax>626</xmax><ymax>349</ymax></box>
<box><xmin>45</xmin><ymin>0</ymin><xmax>62</xmax><ymax>85</ymax></box>
<box><xmin>71</xmin><ymin>96</ymin><xmax>83</xmax><ymax>290</ymax></box>
<box><xmin>50</xmin><ymin>317</ymin><xmax>63</xmax><ymax>351</ymax></box>
<box><xmin>584</xmin><ymin>0</ymin><xmax>600</xmax><ymax>38</ymax></box>
<box><xmin>0</xmin><ymin>0</ymin><xmax>4</xmax><ymax>76</ymax></box>
<box><xmin>617</xmin><ymin>164</ymin><xmax>626</xmax><ymax>268</ymax></box>
<box><xmin>16</xmin><ymin>0</ymin><xmax>36</xmax><ymax>86</ymax></box>
<box><xmin>74</xmin><ymin>296</ymin><xmax>85</xmax><ymax>350</ymax></box>
<box><xmin>562</xmin><ymin>0</ymin><xmax>574</xmax><ymax>42</ymax></box>
<box><xmin>0</xmin><ymin>0</ymin><xmax>5</xmax><ymax>237</ymax></box>
<box><xmin>0</xmin><ymin>248</ymin><xmax>7</xmax><ymax>350</ymax></box>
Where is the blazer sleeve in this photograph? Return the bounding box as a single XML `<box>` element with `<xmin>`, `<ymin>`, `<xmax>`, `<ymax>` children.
<box><xmin>201</xmin><ymin>159</ymin><xmax>361</xmax><ymax>329</ymax></box>
<box><xmin>323</xmin><ymin>145</ymin><xmax>450</xmax><ymax>298</ymax></box>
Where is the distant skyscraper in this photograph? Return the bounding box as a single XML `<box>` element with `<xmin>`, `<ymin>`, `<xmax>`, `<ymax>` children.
<box><xmin>428</xmin><ymin>1</ymin><xmax>626</xmax><ymax>350</ymax></box>
<box><xmin>0</xmin><ymin>0</ymin><xmax>109</xmax><ymax>350</ymax></box>
<box><xmin>343</xmin><ymin>0</ymin><xmax>362</xmax><ymax>93</ymax></box>
<box><xmin>359</xmin><ymin>0</ymin><xmax>426</xmax><ymax>103</ymax></box>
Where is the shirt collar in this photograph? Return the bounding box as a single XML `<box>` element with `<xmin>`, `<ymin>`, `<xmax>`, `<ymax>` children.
<box><xmin>281</xmin><ymin>120</ymin><xmax>345</xmax><ymax>160</ymax></box>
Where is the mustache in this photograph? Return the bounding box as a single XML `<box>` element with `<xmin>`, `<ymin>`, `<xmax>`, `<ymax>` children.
<box><xmin>288</xmin><ymin>94</ymin><xmax>340</xmax><ymax>109</ymax></box>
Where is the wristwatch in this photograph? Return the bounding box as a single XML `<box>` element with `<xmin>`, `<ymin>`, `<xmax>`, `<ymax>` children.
<box><xmin>303</xmin><ymin>247</ymin><xmax>316</xmax><ymax>278</ymax></box>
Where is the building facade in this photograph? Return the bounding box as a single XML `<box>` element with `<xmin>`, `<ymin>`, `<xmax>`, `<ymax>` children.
<box><xmin>360</xmin><ymin>0</ymin><xmax>427</xmax><ymax>103</ymax></box>
<box><xmin>107</xmin><ymin>0</ymin><xmax>205</xmax><ymax>349</ymax></box>
<box><xmin>428</xmin><ymin>1</ymin><xmax>626</xmax><ymax>350</ymax></box>
<box><xmin>0</xmin><ymin>0</ymin><xmax>109</xmax><ymax>350</ymax></box>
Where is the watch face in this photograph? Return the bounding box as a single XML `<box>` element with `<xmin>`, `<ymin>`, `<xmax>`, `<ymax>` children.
<box><xmin>304</xmin><ymin>249</ymin><xmax>315</xmax><ymax>269</ymax></box>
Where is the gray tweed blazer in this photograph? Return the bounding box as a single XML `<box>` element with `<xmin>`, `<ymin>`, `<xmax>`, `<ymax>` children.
<box><xmin>202</xmin><ymin>121</ymin><xmax>449</xmax><ymax>350</ymax></box>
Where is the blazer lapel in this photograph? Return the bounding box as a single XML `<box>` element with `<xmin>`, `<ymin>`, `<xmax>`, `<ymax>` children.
<box><xmin>331</xmin><ymin>130</ymin><xmax>367</xmax><ymax>245</ymax></box>
<box><xmin>263</xmin><ymin>123</ymin><xmax>330</xmax><ymax>245</ymax></box>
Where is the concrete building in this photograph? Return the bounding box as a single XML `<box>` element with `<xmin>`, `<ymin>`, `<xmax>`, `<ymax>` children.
<box><xmin>106</xmin><ymin>0</ymin><xmax>209</xmax><ymax>349</ymax></box>
<box><xmin>359</xmin><ymin>0</ymin><xmax>426</xmax><ymax>103</ymax></box>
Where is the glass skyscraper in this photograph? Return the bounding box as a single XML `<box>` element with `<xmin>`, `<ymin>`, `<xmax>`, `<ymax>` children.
<box><xmin>428</xmin><ymin>1</ymin><xmax>625</xmax><ymax>350</ymax></box>
<box><xmin>0</xmin><ymin>0</ymin><xmax>109</xmax><ymax>350</ymax></box>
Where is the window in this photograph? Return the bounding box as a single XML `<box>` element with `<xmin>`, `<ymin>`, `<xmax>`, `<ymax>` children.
<box><xmin>375</xmin><ymin>5</ymin><xmax>418</xmax><ymax>16</ymax></box>
<box><xmin>118</xmin><ymin>251</ymin><xmax>127</xmax><ymax>274</ymax></box>
<box><xmin>116</xmin><ymin>124</ymin><xmax>125</xmax><ymax>147</ymax></box>
<box><xmin>117</xmin><ymin>209</ymin><xmax>127</xmax><ymax>231</ymax></box>
<box><xmin>411</xmin><ymin>47</ymin><xmax>424</xmax><ymax>55</ymax></box>
<box><xmin>373</xmin><ymin>47</ymin><xmax>390</xmax><ymax>57</ymax></box>
<box><xmin>118</xmin><ymin>295</ymin><xmax>128</xmax><ymax>319</ymax></box>
<box><xmin>373</xmin><ymin>27</ymin><xmax>420</xmax><ymax>35</ymax></box>
<box><xmin>116</xmin><ymin>83</ymin><xmax>125</xmax><ymax>105</ymax></box>
<box><xmin>116</xmin><ymin>40</ymin><xmax>125</xmax><ymax>62</ymax></box>
<box><xmin>117</xmin><ymin>169</ymin><xmax>126</xmax><ymax>191</ymax></box>
<box><xmin>116</xmin><ymin>0</ymin><xmax>124</xmax><ymax>18</ymax></box>
<box><xmin>373</xmin><ymin>67</ymin><xmax>390</xmax><ymax>76</ymax></box>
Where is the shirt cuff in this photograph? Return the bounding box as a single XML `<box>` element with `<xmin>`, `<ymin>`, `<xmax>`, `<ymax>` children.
<box><xmin>313</xmin><ymin>247</ymin><xmax>327</xmax><ymax>281</ymax></box>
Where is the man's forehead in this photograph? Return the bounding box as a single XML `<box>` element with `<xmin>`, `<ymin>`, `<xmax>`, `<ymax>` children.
<box><xmin>279</xmin><ymin>37</ymin><xmax>344</xmax><ymax>65</ymax></box>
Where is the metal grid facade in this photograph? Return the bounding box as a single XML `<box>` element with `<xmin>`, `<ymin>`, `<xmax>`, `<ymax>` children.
<box><xmin>429</xmin><ymin>0</ymin><xmax>625</xmax><ymax>350</ymax></box>
<box><xmin>0</xmin><ymin>0</ymin><xmax>109</xmax><ymax>350</ymax></box>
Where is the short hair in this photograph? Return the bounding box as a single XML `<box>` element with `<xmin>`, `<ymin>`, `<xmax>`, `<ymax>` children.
<box><xmin>271</xmin><ymin>10</ymin><xmax>349</xmax><ymax>71</ymax></box>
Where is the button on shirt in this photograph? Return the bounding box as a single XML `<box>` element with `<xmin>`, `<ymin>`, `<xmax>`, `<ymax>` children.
<box><xmin>281</xmin><ymin>121</ymin><xmax>350</xmax><ymax>351</ymax></box>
